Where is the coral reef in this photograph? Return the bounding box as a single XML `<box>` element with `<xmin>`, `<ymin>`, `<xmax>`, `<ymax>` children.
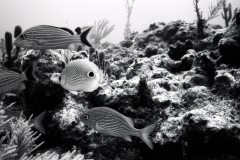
<box><xmin>1</xmin><ymin>18</ymin><xmax>240</xmax><ymax>160</ymax></box>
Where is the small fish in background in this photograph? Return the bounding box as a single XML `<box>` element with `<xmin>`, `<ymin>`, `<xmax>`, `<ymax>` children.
<box><xmin>1</xmin><ymin>107</ymin><xmax>46</xmax><ymax>134</ymax></box>
<box><xmin>0</xmin><ymin>59</ymin><xmax>39</xmax><ymax>99</ymax></box>
<box><xmin>14</xmin><ymin>25</ymin><xmax>92</xmax><ymax>50</ymax></box>
<box><xmin>80</xmin><ymin>107</ymin><xmax>156</xmax><ymax>150</ymax></box>
<box><xmin>51</xmin><ymin>59</ymin><xmax>103</xmax><ymax>94</ymax></box>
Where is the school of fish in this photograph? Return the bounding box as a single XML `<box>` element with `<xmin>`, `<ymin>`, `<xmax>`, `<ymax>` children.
<box><xmin>0</xmin><ymin>25</ymin><xmax>157</xmax><ymax>150</ymax></box>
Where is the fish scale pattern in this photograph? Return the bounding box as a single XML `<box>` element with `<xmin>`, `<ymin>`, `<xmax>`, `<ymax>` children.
<box><xmin>0</xmin><ymin>70</ymin><xmax>25</xmax><ymax>95</ymax></box>
<box><xmin>15</xmin><ymin>25</ymin><xmax>79</xmax><ymax>49</ymax></box>
<box><xmin>86</xmin><ymin>107</ymin><xmax>140</xmax><ymax>137</ymax></box>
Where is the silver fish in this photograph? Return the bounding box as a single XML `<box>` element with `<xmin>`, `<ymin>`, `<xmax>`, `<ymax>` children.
<box><xmin>80</xmin><ymin>107</ymin><xmax>156</xmax><ymax>150</ymax></box>
<box><xmin>14</xmin><ymin>25</ymin><xmax>92</xmax><ymax>50</ymax></box>
<box><xmin>2</xmin><ymin>109</ymin><xmax>46</xmax><ymax>134</ymax></box>
<box><xmin>51</xmin><ymin>59</ymin><xmax>103</xmax><ymax>94</ymax></box>
<box><xmin>0</xmin><ymin>60</ymin><xmax>38</xmax><ymax>99</ymax></box>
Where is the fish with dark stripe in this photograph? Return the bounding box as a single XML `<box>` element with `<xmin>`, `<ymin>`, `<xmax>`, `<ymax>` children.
<box><xmin>51</xmin><ymin>59</ymin><xmax>103</xmax><ymax>94</ymax></box>
<box><xmin>0</xmin><ymin>60</ymin><xmax>39</xmax><ymax>99</ymax></box>
<box><xmin>80</xmin><ymin>107</ymin><xmax>156</xmax><ymax>149</ymax></box>
<box><xmin>14</xmin><ymin>25</ymin><xmax>92</xmax><ymax>50</ymax></box>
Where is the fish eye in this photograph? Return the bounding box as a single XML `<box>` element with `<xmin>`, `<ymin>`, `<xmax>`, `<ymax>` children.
<box><xmin>83</xmin><ymin>114</ymin><xmax>89</xmax><ymax>120</ymax></box>
<box><xmin>20</xmin><ymin>34</ymin><xmax>27</xmax><ymax>40</ymax></box>
<box><xmin>87</xmin><ymin>71</ymin><xmax>95</xmax><ymax>78</ymax></box>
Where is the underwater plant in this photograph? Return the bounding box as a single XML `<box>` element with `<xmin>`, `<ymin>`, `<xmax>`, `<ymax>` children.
<box><xmin>88</xmin><ymin>19</ymin><xmax>115</xmax><ymax>48</ymax></box>
<box><xmin>232</xmin><ymin>7</ymin><xmax>240</xmax><ymax>24</ymax></box>
<box><xmin>124</xmin><ymin>0</ymin><xmax>135</xmax><ymax>40</ymax></box>
<box><xmin>0</xmin><ymin>103</ymin><xmax>44</xmax><ymax>160</ymax></box>
<box><xmin>193</xmin><ymin>0</ymin><xmax>224</xmax><ymax>37</ymax></box>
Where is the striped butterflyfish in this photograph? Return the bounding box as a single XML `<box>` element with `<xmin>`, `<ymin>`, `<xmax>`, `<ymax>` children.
<box><xmin>0</xmin><ymin>60</ymin><xmax>39</xmax><ymax>99</ymax></box>
<box><xmin>14</xmin><ymin>25</ymin><xmax>92</xmax><ymax>50</ymax></box>
<box><xmin>80</xmin><ymin>107</ymin><xmax>157</xmax><ymax>150</ymax></box>
<box><xmin>51</xmin><ymin>59</ymin><xmax>103</xmax><ymax>93</ymax></box>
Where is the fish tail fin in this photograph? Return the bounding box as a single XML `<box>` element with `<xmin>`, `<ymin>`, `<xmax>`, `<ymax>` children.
<box><xmin>80</xmin><ymin>27</ymin><xmax>92</xmax><ymax>47</ymax></box>
<box><xmin>139</xmin><ymin>123</ymin><xmax>157</xmax><ymax>150</ymax></box>
<box><xmin>31</xmin><ymin>111</ymin><xmax>46</xmax><ymax>134</ymax></box>
<box><xmin>24</xmin><ymin>59</ymin><xmax>39</xmax><ymax>83</ymax></box>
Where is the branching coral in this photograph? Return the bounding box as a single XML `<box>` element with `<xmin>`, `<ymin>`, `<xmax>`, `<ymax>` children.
<box><xmin>124</xmin><ymin>0</ymin><xmax>135</xmax><ymax>40</ymax></box>
<box><xmin>193</xmin><ymin>0</ymin><xmax>224</xmax><ymax>37</ymax></box>
<box><xmin>221</xmin><ymin>0</ymin><xmax>232</xmax><ymax>27</ymax></box>
<box><xmin>88</xmin><ymin>19</ymin><xmax>115</xmax><ymax>48</ymax></box>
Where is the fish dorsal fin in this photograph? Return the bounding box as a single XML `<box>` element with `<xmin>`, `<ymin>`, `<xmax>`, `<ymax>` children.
<box><xmin>39</xmin><ymin>25</ymin><xmax>74</xmax><ymax>35</ymax></box>
<box><xmin>59</xmin><ymin>27</ymin><xmax>74</xmax><ymax>35</ymax></box>
<box><xmin>9</xmin><ymin>67</ymin><xmax>22</xmax><ymax>74</ymax></box>
<box><xmin>124</xmin><ymin>116</ymin><xmax>134</xmax><ymax>128</ymax></box>
<box><xmin>75</xmin><ymin>27</ymin><xmax>81</xmax><ymax>35</ymax></box>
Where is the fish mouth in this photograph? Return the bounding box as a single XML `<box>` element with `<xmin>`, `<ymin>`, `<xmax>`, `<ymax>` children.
<box><xmin>51</xmin><ymin>77</ymin><xmax>59</xmax><ymax>84</ymax></box>
<box><xmin>50</xmin><ymin>73</ymin><xmax>61</xmax><ymax>84</ymax></box>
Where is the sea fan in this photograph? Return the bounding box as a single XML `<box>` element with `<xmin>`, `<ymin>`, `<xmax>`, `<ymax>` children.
<box><xmin>205</xmin><ymin>0</ymin><xmax>224</xmax><ymax>24</ymax></box>
<box><xmin>89</xmin><ymin>19</ymin><xmax>115</xmax><ymax>48</ymax></box>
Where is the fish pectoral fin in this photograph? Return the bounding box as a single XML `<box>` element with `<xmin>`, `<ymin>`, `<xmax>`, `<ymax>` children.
<box><xmin>96</xmin><ymin>122</ymin><xmax>104</xmax><ymax>132</ymax></box>
<box><xmin>5</xmin><ymin>93</ymin><xmax>17</xmax><ymax>97</ymax></box>
<box><xmin>1</xmin><ymin>95</ymin><xmax>6</xmax><ymax>99</ymax></box>
<box><xmin>69</xmin><ymin>90</ymin><xmax>78</xmax><ymax>95</ymax></box>
<box><xmin>18</xmin><ymin>83</ymin><xmax>26</xmax><ymax>91</ymax></box>
<box><xmin>123</xmin><ymin>136</ymin><xmax>132</xmax><ymax>142</ymax></box>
